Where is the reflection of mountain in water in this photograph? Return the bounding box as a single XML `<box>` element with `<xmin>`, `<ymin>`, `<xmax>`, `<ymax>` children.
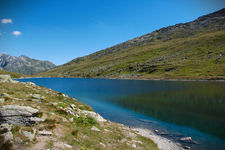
<box><xmin>110</xmin><ymin>82</ymin><xmax>225</xmax><ymax>141</ymax></box>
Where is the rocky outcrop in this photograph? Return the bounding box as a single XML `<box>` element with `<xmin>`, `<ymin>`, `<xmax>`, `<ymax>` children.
<box><xmin>0</xmin><ymin>53</ymin><xmax>56</xmax><ymax>75</ymax></box>
<box><xmin>0</xmin><ymin>75</ymin><xmax>18</xmax><ymax>83</ymax></box>
<box><xmin>0</xmin><ymin>105</ymin><xmax>41</xmax><ymax>126</ymax></box>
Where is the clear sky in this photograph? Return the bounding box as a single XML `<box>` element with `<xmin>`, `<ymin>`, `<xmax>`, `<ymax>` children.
<box><xmin>0</xmin><ymin>0</ymin><xmax>224</xmax><ymax>65</ymax></box>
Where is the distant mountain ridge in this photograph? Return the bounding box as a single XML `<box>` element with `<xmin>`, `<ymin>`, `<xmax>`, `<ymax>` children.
<box><xmin>0</xmin><ymin>53</ymin><xmax>56</xmax><ymax>75</ymax></box>
<box><xmin>40</xmin><ymin>8</ymin><xmax>225</xmax><ymax>80</ymax></box>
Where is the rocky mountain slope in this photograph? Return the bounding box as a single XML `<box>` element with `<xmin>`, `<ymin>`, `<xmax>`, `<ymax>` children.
<box><xmin>40</xmin><ymin>8</ymin><xmax>225</xmax><ymax>80</ymax></box>
<box><xmin>0</xmin><ymin>54</ymin><xmax>56</xmax><ymax>75</ymax></box>
<box><xmin>0</xmin><ymin>75</ymin><xmax>160</xmax><ymax>150</ymax></box>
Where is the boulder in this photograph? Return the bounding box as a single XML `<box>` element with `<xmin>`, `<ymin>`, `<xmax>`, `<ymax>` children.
<box><xmin>91</xmin><ymin>126</ymin><xmax>100</xmax><ymax>132</ymax></box>
<box><xmin>0</xmin><ymin>105</ymin><xmax>39</xmax><ymax>117</ymax></box>
<box><xmin>81</xmin><ymin>110</ymin><xmax>106</xmax><ymax>122</ymax></box>
<box><xmin>0</xmin><ymin>75</ymin><xmax>18</xmax><ymax>83</ymax></box>
<box><xmin>0</xmin><ymin>105</ymin><xmax>40</xmax><ymax>126</ymax></box>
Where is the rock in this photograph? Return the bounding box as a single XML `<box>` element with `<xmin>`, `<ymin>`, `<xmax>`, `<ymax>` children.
<box><xmin>0</xmin><ymin>105</ymin><xmax>39</xmax><ymax>117</ymax></box>
<box><xmin>91</xmin><ymin>126</ymin><xmax>100</xmax><ymax>132</ymax></box>
<box><xmin>0</xmin><ymin>98</ymin><xmax>5</xmax><ymax>103</ymax></box>
<box><xmin>159</xmin><ymin>132</ymin><xmax>168</xmax><ymax>135</ymax></box>
<box><xmin>104</xmin><ymin>128</ymin><xmax>109</xmax><ymax>132</ymax></box>
<box><xmin>99</xmin><ymin>142</ymin><xmax>106</xmax><ymax>148</ymax></box>
<box><xmin>30</xmin><ymin>117</ymin><xmax>45</xmax><ymax>122</ymax></box>
<box><xmin>81</xmin><ymin>110</ymin><xmax>106</xmax><ymax>122</ymax></box>
<box><xmin>23</xmin><ymin>128</ymin><xmax>36</xmax><ymax>141</ymax></box>
<box><xmin>180</xmin><ymin>137</ymin><xmax>192</xmax><ymax>142</ymax></box>
<box><xmin>2</xmin><ymin>131</ymin><xmax>13</xmax><ymax>141</ymax></box>
<box><xmin>70</xmin><ymin>104</ymin><xmax>76</xmax><ymax>109</ymax></box>
<box><xmin>132</xmin><ymin>143</ymin><xmax>137</xmax><ymax>148</ymax></box>
<box><xmin>0</xmin><ymin>123</ymin><xmax>12</xmax><ymax>131</ymax></box>
<box><xmin>64</xmin><ymin>143</ymin><xmax>72</xmax><ymax>149</ymax></box>
<box><xmin>0</xmin><ymin>75</ymin><xmax>18</xmax><ymax>83</ymax></box>
<box><xmin>38</xmin><ymin>130</ymin><xmax>53</xmax><ymax>136</ymax></box>
<box><xmin>0</xmin><ymin>93</ymin><xmax>11</xmax><ymax>98</ymax></box>
<box><xmin>61</xmin><ymin>117</ymin><xmax>67</xmax><ymax>122</ymax></box>
<box><xmin>0</xmin><ymin>105</ymin><xmax>39</xmax><ymax>126</ymax></box>
<box><xmin>69</xmin><ymin>117</ymin><xmax>74</xmax><ymax>122</ymax></box>
<box><xmin>26</xmin><ymin>82</ymin><xmax>36</xmax><ymax>86</ymax></box>
<box><xmin>31</xmin><ymin>94</ymin><xmax>45</xmax><ymax>100</ymax></box>
<box><xmin>183</xmin><ymin>146</ymin><xmax>191</xmax><ymax>149</ymax></box>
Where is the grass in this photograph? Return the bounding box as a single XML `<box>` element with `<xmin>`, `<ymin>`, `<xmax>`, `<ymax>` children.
<box><xmin>0</xmin><ymin>82</ymin><xmax>159</xmax><ymax>150</ymax></box>
<box><xmin>38</xmin><ymin>29</ymin><xmax>225</xmax><ymax>80</ymax></box>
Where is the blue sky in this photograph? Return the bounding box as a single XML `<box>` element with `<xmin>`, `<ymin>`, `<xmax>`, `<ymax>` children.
<box><xmin>0</xmin><ymin>0</ymin><xmax>224</xmax><ymax>65</ymax></box>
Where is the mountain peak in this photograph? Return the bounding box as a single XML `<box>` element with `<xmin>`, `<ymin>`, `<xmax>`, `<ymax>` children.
<box><xmin>0</xmin><ymin>54</ymin><xmax>56</xmax><ymax>75</ymax></box>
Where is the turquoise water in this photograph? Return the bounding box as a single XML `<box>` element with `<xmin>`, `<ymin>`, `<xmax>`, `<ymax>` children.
<box><xmin>18</xmin><ymin>78</ymin><xmax>225</xmax><ymax>150</ymax></box>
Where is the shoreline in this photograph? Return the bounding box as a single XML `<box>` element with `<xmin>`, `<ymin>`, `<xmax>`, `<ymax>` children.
<box><xmin>132</xmin><ymin>128</ymin><xmax>184</xmax><ymax>150</ymax></box>
<box><xmin>15</xmin><ymin>77</ymin><xmax>186</xmax><ymax>150</ymax></box>
<box><xmin>18</xmin><ymin>76</ymin><xmax>225</xmax><ymax>82</ymax></box>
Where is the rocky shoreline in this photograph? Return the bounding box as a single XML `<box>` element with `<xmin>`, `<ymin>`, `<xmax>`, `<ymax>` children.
<box><xmin>0</xmin><ymin>74</ymin><xmax>185</xmax><ymax>150</ymax></box>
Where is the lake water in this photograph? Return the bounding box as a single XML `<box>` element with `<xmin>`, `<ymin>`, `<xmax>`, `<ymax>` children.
<box><xmin>18</xmin><ymin>78</ymin><xmax>225</xmax><ymax>150</ymax></box>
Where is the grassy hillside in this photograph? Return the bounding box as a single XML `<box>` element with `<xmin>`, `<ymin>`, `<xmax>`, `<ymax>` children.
<box><xmin>0</xmin><ymin>69</ymin><xmax>26</xmax><ymax>79</ymax></box>
<box><xmin>39</xmin><ymin>9</ymin><xmax>225</xmax><ymax>80</ymax></box>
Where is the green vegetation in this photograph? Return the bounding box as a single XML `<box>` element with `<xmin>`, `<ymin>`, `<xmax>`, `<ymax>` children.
<box><xmin>39</xmin><ymin>9</ymin><xmax>225</xmax><ymax>80</ymax></box>
<box><xmin>0</xmin><ymin>69</ymin><xmax>25</xmax><ymax>79</ymax></box>
<box><xmin>0</xmin><ymin>81</ymin><xmax>158</xmax><ymax>150</ymax></box>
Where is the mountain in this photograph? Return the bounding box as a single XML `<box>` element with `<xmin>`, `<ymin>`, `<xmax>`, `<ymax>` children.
<box><xmin>0</xmin><ymin>54</ymin><xmax>56</xmax><ymax>75</ymax></box>
<box><xmin>40</xmin><ymin>8</ymin><xmax>225</xmax><ymax>80</ymax></box>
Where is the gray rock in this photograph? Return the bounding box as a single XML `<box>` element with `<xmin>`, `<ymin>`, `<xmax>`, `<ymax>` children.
<box><xmin>99</xmin><ymin>142</ymin><xmax>106</xmax><ymax>148</ymax></box>
<box><xmin>180</xmin><ymin>137</ymin><xmax>192</xmax><ymax>142</ymax></box>
<box><xmin>26</xmin><ymin>82</ymin><xmax>36</xmax><ymax>86</ymax></box>
<box><xmin>0</xmin><ymin>54</ymin><xmax>56</xmax><ymax>75</ymax></box>
<box><xmin>91</xmin><ymin>126</ymin><xmax>100</xmax><ymax>132</ymax></box>
<box><xmin>0</xmin><ymin>75</ymin><xmax>18</xmax><ymax>83</ymax></box>
<box><xmin>31</xmin><ymin>94</ymin><xmax>45</xmax><ymax>100</ymax></box>
<box><xmin>183</xmin><ymin>146</ymin><xmax>191</xmax><ymax>149</ymax></box>
<box><xmin>0</xmin><ymin>93</ymin><xmax>11</xmax><ymax>98</ymax></box>
<box><xmin>132</xmin><ymin>143</ymin><xmax>137</xmax><ymax>148</ymax></box>
<box><xmin>64</xmin><ymin>143</ymin><xmax>72</xmax><ymax>149</ymax></box>
<box><xmin>23</xmin><ymin>128</ymin><xmax>36</xmax><ymax>141</ymax></box>
<box><xmin>0</xmin><ymin>105</ymin><xmax>39</xmax><ymax>117</ymax></box>
<box><xmin>2</xmin><ymin>131</ymin><xmax>13</xmax><ymax>141</ymax></box>
<box><xmin>38</xmin><ymin>130</ymin><xmax>53</xmax><ymax>136</ymax></box>
<box><xmin>0</xmin><ymin>98</ymin><xmax>4</xmax><ymax>103</ymax></box>
<box><xmin>0</xmin><ymin>105</ymin><xmax>39</xmax><ymax>126</ymax></box>
<box><xmin>81</xmin><ymin>110</ymin><xmax>106</xmax><ymax>122</ymax></box>
<box><xmin>0</xmin><ymin>123</ymin><xmax>12</xmax><ymax>131</ymax></box>
<box><xmin>69</xmin><ymin>117</ymin><xmax>74</xmax><ymax>122</ymax></box>
<box><xmin>30</xmin><ymin>117</ymin><xmax>45</xmax><ymax>122</ymax></box>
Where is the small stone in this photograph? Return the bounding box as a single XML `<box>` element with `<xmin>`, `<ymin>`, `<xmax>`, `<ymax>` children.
<box><xmin>0</xmin><ymin>98</ymin><xmax>5</xmax><ymax>103</ymax></box>
<box><xmin>104</xmin><ymin>128</ymin><xmax>109</xmax><ymax>132</ymax></box>
<box><xmin>38</xmin><ymin>130</ymin><xmax>53</xmax><ymax>136</ymax></box>
<box><xmin>91</xmin><ymin>126</ymin><xmax>100</xmax><ymax>132</ymax></box>
<box><xmin>183</xmin><ymin>146</ymin><xmax>191</xmax><ymax>149</ymax></box>
<box><xmin>99</xmin><ymin>142</ymin><xmax>106</xmax><ymax>148</ymax></box>
<box><xmin>23</xmin><ymin>129</ymin><xmax>36</xmax><ymax>141</ymax></box>
<box><xmin>64</xmin><ymin>143</ymin><xmax>72</xmax><ymax>149</ymax></box>
<box><xmin>26</xmin><ymin>82</ymin><xmax>36</xmax><ymax>86</ymax></box>
<box><xmin>132</xmin><ymin>143</ymin><xmax>137</xmax><ymax>148</ymax></box>
<box><xmin>61</xmin><ymin>117</ymin><xmax>67</xmax><ymax>122</ymax></box>
<box><xmin>69</xmin><ymin>117</ymin><xmax>74</xmax><ymax>122</ymax></box>
<box><xmin>180</xmin><ymin>137</ymin><xmax>192</xmax><ymax>142</ymax></box>
<box><xmin>30</xmin><ymin>117</ymin><xmax>45</xmax><ymax>122</ymax></box>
